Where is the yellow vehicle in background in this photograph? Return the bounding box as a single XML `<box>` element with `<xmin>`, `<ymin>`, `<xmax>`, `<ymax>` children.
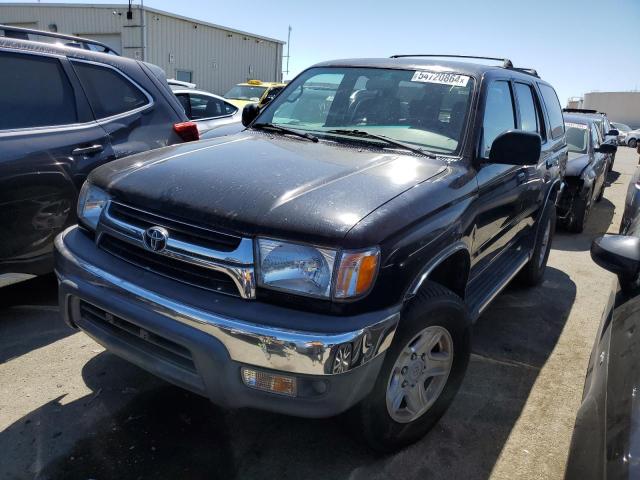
<box><xmin>223</xmin><ymin>79</ymin><xmax>286</xmax><ymax>109</ymax></box>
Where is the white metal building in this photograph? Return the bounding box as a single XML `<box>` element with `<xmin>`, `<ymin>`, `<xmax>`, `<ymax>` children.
<box><xmin>568</xmin><ymin>92</ymin><xmax>640</xmax><ymax>129</ymax></box>
<box><xmin>0</xmin><ymin>3</ymin><xmax>285</xmax><ymax>95</ymax></box>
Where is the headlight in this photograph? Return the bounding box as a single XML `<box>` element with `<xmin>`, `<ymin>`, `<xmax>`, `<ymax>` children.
<box><xmin>77</xmin><ymin>182</ymin><xmax>110</xmax><ymax>230</ymax></box>
<box><xmin>257</xmin><ymin>239</ymin><xmax>337</xmax><ymax>298</ymax></box>
<box><xmin>256</xmin><ymin>238</ymin><xmax>379</xmax><ymax>300</ymax></box>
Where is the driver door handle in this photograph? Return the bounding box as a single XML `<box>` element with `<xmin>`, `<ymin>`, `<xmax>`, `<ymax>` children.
<box><xmin>72</xmin><ymin>144</ymin><xmax>104</xmax><ymax>156</ymax></box>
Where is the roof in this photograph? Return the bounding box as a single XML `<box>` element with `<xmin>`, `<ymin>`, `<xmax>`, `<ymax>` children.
<box><xmin>0</xmin><ymin>33</ymin><xmax>138</xmax><ymax>68</ymax></box>
<box><xmin>0</xmin><ymin>3</ymin><xmax>285</xmax><ymax>45</ymax></box>
<box><xmin>310</xmin><ymin>57</ymin><xmax>547</xmax><ymax>82</ymax></box>
<box><xmin>171</xmin><ymin>88</ymin><xmax>228</xmax><ymax>101</ymax></box>
<box><xmin>564</xmin><ymin>113</ymin><xmax>597</xmax><ymax>125</ymax></box>
<box><xmin>237</xmin><ymin>81</ymin><xmax>285</xmax><ymax>87</ymax></box>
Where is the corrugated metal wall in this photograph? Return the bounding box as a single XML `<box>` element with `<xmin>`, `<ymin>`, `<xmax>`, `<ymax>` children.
<box><xmin>0</xmin><ymin>4</ymin><xmax>143</xmax><ymax>57</ymax></box>
<box><xmin>0</xmin><ymin>4</ymin><xmax>284</xmax><ymax>95</ymax></box>
<box><xmin>145</xmin><ymin>9</ymin><xmax>282</xmax><ymax>95</ymax></box>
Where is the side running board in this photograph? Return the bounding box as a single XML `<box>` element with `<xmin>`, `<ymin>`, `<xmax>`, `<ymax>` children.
<box><xmin>466</xmin><ymin>248</ymin><xmax>531</xmax><ymax>322</ymax></box>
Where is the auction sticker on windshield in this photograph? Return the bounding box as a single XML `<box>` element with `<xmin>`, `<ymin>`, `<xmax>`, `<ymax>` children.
<box><xmin>411</xmin><ymin>71</ymin><xmax>470</xmax><ymax>87</ymax></box>
<box><xmin>565</xmin><ymin>122</ymin><xmax>588</xmax><ymax>129</ymax></box>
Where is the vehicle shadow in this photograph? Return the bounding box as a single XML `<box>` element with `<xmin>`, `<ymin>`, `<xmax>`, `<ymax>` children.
<box><xmin>0</xmin><ymin>274</ymin><xmax>73</xmax><ymax>363</ymax></box>
<box><xmin>553</xmin><ymin>198</ymin><xmax>616</xmax><ymax>252</ymax></box>
<box><xmin>0</xmin><ymin>267</ymin><xmax>576</xmax><ymax>480</ymax></box>
<box><xmin>605</xmin><ymin>170</ymin><xmax>621</xmax><ymax>187</ymax></box>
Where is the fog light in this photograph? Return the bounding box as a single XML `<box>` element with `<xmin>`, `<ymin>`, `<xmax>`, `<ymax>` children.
<box><xmin>241</xmin><ymin>367</ymin><xmax>297</xmax><ymax>397</ymax></box>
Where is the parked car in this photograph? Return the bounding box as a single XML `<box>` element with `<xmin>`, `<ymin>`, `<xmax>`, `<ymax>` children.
<box><xmin>172</xmin><ymin>88</ymin><xmax>242</xmax><ymax>135</ymax></box>
<box><xmin>565</xmin><ymin>233</ymin><xmax>640</xmax><ymax>479</ymax></box>
<box><xmin>611</xmin><ymin>122</ymin><xmax>633</xmax><ymax>145</ymax></box>
<box><xmin>167</xmin><ymin>78</ymin><xmax>197</xmax><ymax>89</ymax></box>
<box><xmin>624</xmin><ymin>128</ymin><xmax>640</xmax><ymax>149</ymax></box>
<box><xmin>0</xmin><ymin>26</ymin><xmax>198</xmax><ymax>278</ymax></box>
<box><xmin>563</xmin><ymin>108</ymin><xmax>619</xmax><ymax>171</ymax></box>
<box><xmin>223</xmin><ymin>79</ymin><xmax>286</xmax><ymax>109</ymax></box>
<box><xmin>557</xmin><ymin>115</ymin><xmax>617</xmax><ymax>232</ymax></box>
<box><xmin>55</xmin><ymin>55</ymin><xmax>566</xmax><ymax>451</ymax></box>
<box><xmin>619</xmin><ymin>166</ymin><xmax>640</xmax><ymax>237</ymax></box>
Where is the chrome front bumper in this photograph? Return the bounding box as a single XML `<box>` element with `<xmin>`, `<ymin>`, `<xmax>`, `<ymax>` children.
<box><xmin>55</xmin><ymin>227</ymin><xmax>399</xmax><ymax>377</ymax></box>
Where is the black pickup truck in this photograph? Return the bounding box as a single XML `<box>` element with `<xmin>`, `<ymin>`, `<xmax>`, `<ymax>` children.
<box><xmin>55</xmin><ymin>55</ymin><xmax>567</xmax><ymax>451</ymax></box>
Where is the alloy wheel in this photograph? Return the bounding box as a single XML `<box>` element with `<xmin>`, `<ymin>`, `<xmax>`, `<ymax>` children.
<box><xmin>386</xmin><ymin>326</ymin><xmax>454</xmax><ymax>423</ymax></box>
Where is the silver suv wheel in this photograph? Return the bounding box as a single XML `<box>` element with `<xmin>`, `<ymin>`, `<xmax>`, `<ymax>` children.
<box><xmin>385</xmin><ymin>325</ymin><xmax>454</xmax><ymax>423</ymax></box>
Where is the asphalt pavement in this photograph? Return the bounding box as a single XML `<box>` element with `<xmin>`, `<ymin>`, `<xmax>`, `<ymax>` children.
<box><xmin>1</xmin><ymin>147</ymin><xmax>637</xmax><ymax>480</ymax></box>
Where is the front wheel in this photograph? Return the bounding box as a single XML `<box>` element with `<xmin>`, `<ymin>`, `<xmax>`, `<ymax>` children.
<box><xmin>629</xmin><ymin>138</ymin><xmax>638</xmax><ymax>149</ymax></box>
<box><xmin>353</xmin><ymin>281</ymin><xmax>471</xmax><ymax>452</ymax></box>
<box><xmin>569</xmin><ymin>190</ymin><xmax>592</xmax><ymax>233</ymax></box>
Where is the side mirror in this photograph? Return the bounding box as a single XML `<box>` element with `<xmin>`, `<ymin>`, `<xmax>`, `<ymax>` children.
<box><xmin>607</xmin><ymin>129</ymin><xmax>620</xmax><ymax>137</ymax></box>
<box><xmin>488</xmin><ymin>130</ymin><xmax>542</xmax><ymax>166</ymax></box>
<box><xmin>242</xmin><ymin>104</ymin><xmax>260</xmax><ymax>127</ymax></box>
<box><xmin>596</xmin><ymin>143</ymin><xmax>617</xmax><ymax>154</ymax></box>
<box><xmin>591</xmin><ymin>235</ymin><xmax>640</xmax><ymax>277</ymax></box>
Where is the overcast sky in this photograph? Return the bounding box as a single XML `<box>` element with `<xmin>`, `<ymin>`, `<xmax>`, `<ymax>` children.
<box><xmin>4</xmin><ymin>0</ymin><xmax>639</xmax><ymax>103</ymax></box>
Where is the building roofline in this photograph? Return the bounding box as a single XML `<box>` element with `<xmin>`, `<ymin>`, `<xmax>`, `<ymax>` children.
<box><xmin>0</xmin><ymin>2</ymin><xmax>286</xmax><ymax>44</ymax></box>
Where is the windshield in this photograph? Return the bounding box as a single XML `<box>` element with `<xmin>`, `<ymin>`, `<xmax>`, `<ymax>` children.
<box><xmin>613</xmin><ymin>123</ymin><xmax>632</xmax><ymax>132</ymax></box>
<box><xmin>224</xmin><ymin>85</ymin><xmax>267</xmax><ymax>101</ymax></box>
<box><xmin>565</xmin><ymin>122</ymin><xmax>589</xmax><ymax>154</ymax></box>
<box><xmin>256</xmin><ymin>67</ymin><xmax>475</xmax><ymax>154</ymax></box>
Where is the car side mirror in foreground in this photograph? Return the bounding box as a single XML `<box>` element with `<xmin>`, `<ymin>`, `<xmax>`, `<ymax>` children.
<box><xmin>608</xmin><ymin>129</ymin><xmax>620</xmax><ymax>137</ymax></box>
<box><xmin>591</xmin><ymin>235</ymin><xmax>640</xmax><ymax>278</ymax></box>
<box><xmin>596</xmin><ymin>143</ymin><xmax>617</xmax><ymax>154</ymax></box>
<box><xmin>242</xmin><ymin>104</ymin><xmax>260</xmax><ymax>127</ymax></box>
<box><xmin>488</xmin><ymin>130</ymin><xmax>542</xmax><ymax>166</ymax></box>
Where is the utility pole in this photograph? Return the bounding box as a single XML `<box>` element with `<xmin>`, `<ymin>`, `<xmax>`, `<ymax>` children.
<box><xmin>283</xmin><ymin>25</ymin><xmax>291</xmax><ymax>79</ymax></box>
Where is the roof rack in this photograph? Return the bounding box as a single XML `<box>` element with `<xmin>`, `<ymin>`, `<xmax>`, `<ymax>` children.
<box><xmin>390</xmin><ymin>54</ymin><xmax>514</xmax><ymax>69</ymax></box>
<box><xmin>0</xmin><ymin>24</ymin><xmax>120</xmax><ymax>55</ymax></box>
<box><xmin>389</xmin><ymin>54</ymin><xmax>544</xmax><ymax>78</ymax></box>
<box><xmin>562</xmin><ymin>108</ymin><xmax>600</xmax><ymax>114</ymax></box>
<box><xmin>513</xmin><ymin>67</ymin><xmax>539</xmax><ymax>78</ymax></box>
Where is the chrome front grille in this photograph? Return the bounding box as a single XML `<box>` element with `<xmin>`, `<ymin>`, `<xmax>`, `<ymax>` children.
<box><xmin>96</xmin><ymin>201</ymin><xmax>256</xmax><ymax>298</ymax></box>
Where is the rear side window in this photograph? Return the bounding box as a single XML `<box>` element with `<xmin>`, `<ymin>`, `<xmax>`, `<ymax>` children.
<box><xmin>0</xmin><ymin>52</ymin><xmax>77</xmax><ymax>129</ymax></box>
<box><xmin>482</xmin><ymin>80</ymin><xmax>515</xmax><ymax>157</ymax></box>
<box><xmin>72</xmin><ymin>61</ymin><xmax>149</xmax><ymax>119</ymax></box>
<box><xmin>538</xmin><ymin>84</ymin><xmax>564</xmax><ymax>139</ymax></box>
<box><xmin>189</xmin><ymin>94</ymin><xmax>237</xmax><ymax>119</ymax></box>
<box><xmin>514</xmin><ymin>83</ymin><xmax>540</xmax><ymax>134</ymax></box>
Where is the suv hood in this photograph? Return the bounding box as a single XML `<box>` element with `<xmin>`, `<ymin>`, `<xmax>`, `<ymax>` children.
<box><xmin>566</xmin><ymin>152</ymin><xmax>591</xmax><ymax>177</ymax></box>
<box><xmin>91</xmin><ymin>132</ymin><xmax>446</xmax><ymax>245</ymax></box>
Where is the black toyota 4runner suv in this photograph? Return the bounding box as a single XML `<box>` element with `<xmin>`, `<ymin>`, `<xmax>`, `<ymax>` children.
<box><xmin>55</xmin><ymin>55</ymin><xmax>567</xmax><ymax>451</ymax></box>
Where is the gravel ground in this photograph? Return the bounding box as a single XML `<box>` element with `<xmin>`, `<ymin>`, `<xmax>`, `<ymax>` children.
<box><xmin>1</xmin><ymin>147</ymin><xmax>637</xmax><ymax>480</ymax></box>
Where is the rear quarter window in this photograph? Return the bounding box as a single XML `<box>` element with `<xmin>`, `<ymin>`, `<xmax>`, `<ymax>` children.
<box><xmin>72</xmin><ymin>61</ymin><xmax>149</xmax><ymax>119</ymax></box>
<box><xmin>0</xmin><ymin>52</ymin><xmax>77</xmax><ymax>129</ymax></box>
<box><xmin>538</xmin><ymin>84</ymin><xmax>564</xmax><ymax>139</ymax></box>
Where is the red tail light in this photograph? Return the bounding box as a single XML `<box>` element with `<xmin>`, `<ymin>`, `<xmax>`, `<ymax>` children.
<box><xmin>173</xmin><ymin>121</ymin><xmax>199</xmax><ymax>142</ymax></box>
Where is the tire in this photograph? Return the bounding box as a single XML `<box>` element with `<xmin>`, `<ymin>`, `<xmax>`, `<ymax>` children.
<box><xmin>619</xmin><ymin>273</ymin><xmax>639</xmax><ymax>294</ymax></box>
<box><xmin>353</xmin><ymin>281</ymin><xmax>471</xmax><ymax>452</ymax></box>
<box><xmin>629</xmin><ymin>138</ymin><xmax>638</xmax><ymax>149</ymax></box>
<box><xmin>596</xmin><ymin>181</ymin><xmax>605</xmax><ymax>202</ymax></box>
<box><xmin>517</xmin><ymin>202</ymin><xmax>555</xmax><ymax>286</ymax></box>
<box><xmin>569</xmin><ymin>190</ymin><xmax>591</xmax><ymax>234</ymax></box>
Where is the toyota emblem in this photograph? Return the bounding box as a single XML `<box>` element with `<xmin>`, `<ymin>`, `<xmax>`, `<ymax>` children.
<box><xmin>143</xmin><ymin>226</ymin><xmax>169</xmax><ymax>252</ymax></box>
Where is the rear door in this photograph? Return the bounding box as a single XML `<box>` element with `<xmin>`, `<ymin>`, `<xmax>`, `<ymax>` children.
<box><xmin>512</xmin><ymin>81</ymin><xmax>548</xmax><ymax>235</ymax></box>
<box><xmin>0</xmin><ymin>49</ymin><xmax>114</xmax><ymax>274</ymax></box>
<box><xmin>70</xmin><ymin>59</ymin><xmax>182</xmax><ymax>158</ymax></box>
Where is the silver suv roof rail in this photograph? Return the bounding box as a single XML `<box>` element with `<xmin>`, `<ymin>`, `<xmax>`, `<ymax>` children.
<box><xmin>390</xmin><ymin>54</ymin><xmax>514</xmax><ymax>69</ymax></box>
<box><xmin>0</xmin><ymin>24</ymin><xmax>120</xmax><ymax>55</ymax></box>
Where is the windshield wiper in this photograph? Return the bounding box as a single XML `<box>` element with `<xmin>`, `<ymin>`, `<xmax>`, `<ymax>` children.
<box><xmin>252</xmin><ymin>123</ymin><xmax>318</xmax><ymax>143</ymax></box>
<box><xmin>324</xmin><ymin>129</ymin><xmax>436</xmax><ymax>157</ymax></box>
